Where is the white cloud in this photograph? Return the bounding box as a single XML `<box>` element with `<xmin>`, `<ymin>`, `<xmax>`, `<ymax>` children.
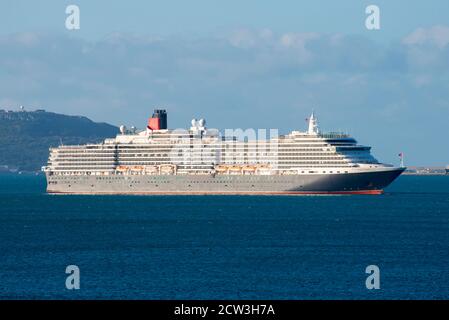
<box><xmin>258</xmin><ymin>28</ymin><xmax>274</xmax><ymax>41</ymax></box>
<box><xmin>0</xmin><ymin>32</ymin><xmax>40</xmax><ymax>47</ymax></box>
<box><xmin>15</xmin><ymin>32</ymin><xmax>40</xmax><ymax>46</ymax></box>
<box><xmin>228</xmin><ymin>29</ymin><xmax>257</xmax><ymax>48</ymax></box>
<box><xmin>412</xmin><ymin>74</ymin><xmax>432</xmax><ymax>87</ymax></box>
<box><xmin>278</xmin><ymin>32</ymin><xmax>321</xmax><ymax>64</ymax></box>
<box><xmin>279</xmin><ymin>32</ymin><xmax>319</xmax><ymax>48</ymax></box>
<box><xmin>1</xmin><ymin>28</ymin><xmax>449</xmax><ymax>165</ymax></box>
<box><xmin>403</xmin><ymin>25</ymin><xmax>449</xmax><ymax>48</ymax></box>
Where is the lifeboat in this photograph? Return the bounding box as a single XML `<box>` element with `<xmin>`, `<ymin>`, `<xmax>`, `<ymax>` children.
<box><xmin>228</xmin><ymin>166</ymin><xmax>242</xmax><ymax>175</ymax></box>
<box><xmin>242</xmin><ymin>165</ymin><xmax>256</xmax><ymax>175</ymax></box>
<box><xmin>160</xmin><ymin>164</ymin><xmax>175</xmax><ymax>169</ymax></box>
<box><xmin>160</xmin><ymin>164</ymin><xmax>176</xmax><ymax>175</ymax></box>
<box><xmin>256</xmin><ymin>167</ymin><xmax>273</xmax><ymax>175</ymax></box>
<box><xmin>144</xmin><ymin>166</ymin><xmax>158</xmax><ymax>176</ymax></box>
<box><xmin>144</xmin><ymin>165</ymin><xmax>158</xmax><ymax>172</ymax></box>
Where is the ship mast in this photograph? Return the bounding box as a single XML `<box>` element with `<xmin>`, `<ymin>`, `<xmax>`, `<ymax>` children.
<box><xmin>307</xmin><ymin>111</ymin><xmax>319</xmax><ymax>135</ymax></box>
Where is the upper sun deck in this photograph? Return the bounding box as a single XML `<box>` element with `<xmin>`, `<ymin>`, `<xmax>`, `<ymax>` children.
<box><xmin>52</xmin><ymin>111</ymin><xmax>362</xmax><ymax>150</ymax></box>
<box><xmin>286</xmin><ymin>131</ymin><xmax>351</xmax><ymax>139</ymax></box>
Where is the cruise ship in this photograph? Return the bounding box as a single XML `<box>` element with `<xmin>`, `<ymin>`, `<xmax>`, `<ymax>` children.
<box><xmin>43</xmin><ymin>109</ymin><xmax>405</xmax><ymax>195</ymax></box>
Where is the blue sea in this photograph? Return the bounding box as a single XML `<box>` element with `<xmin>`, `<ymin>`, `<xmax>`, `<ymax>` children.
<box><xmin>0</xmin><ymin>174</ymin><xmax>449</xmax><ymax>299</ymax></box>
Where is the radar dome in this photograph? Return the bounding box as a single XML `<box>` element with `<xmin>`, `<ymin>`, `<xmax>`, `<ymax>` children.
<box><xmin>191</xmin><ymin>119</ymin><xmax>197</xmax><ymax>127</ymax></box>
<box><xmin>119</xmin><ymin>125</ymin><xmax>126</xmax><ymax>134</ymax></box>
<box><xmin>198</xmin><ymin>119</ymin><xmax>206</xmax><ymax>127</ymax></box>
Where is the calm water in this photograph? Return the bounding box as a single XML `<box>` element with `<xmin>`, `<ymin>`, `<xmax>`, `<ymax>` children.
<box><xmin>0</xmin><ymin>174</ymin><xmax>449</xmax><ymax>299</ymax></box>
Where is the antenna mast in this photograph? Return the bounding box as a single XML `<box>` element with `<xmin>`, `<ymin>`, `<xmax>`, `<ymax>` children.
<box><xmin>307</xmin><ymin>111</ymin><xmax>319</xmax><ymax>135</ymax></box>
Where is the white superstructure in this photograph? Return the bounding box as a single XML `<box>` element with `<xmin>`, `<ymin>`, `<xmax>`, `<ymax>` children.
<box><xmin>44</xmin><ymin>112</ymin><xmax>386</xmax><ymax>177</ymax></box>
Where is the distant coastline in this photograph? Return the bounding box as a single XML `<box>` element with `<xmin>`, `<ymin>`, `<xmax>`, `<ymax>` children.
<box><xmin>0</xmin><ymin>108</ymin><xmax>118</xmax><ymax>172</ymax></box>
<box><xmin>403</xmin><ymin>166</ymin><xmax>449</xmax><ymax>176</ymax></box>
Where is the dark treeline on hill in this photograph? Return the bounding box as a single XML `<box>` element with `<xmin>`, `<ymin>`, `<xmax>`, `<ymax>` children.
<box><xmin>0</xmin><ymin>109</ymin><xmax>118</xmax><ymax>172</ymax></box>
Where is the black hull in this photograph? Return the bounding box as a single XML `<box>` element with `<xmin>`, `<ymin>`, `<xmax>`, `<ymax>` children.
<box><xmin>288</xmin><ymin>167</ymin><xmax>405</xmax><ymax>192</ymax></box>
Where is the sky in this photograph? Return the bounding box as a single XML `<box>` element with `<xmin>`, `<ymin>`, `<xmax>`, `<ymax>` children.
<box><xmin>1</xmin><ymin>0</ymin><xmax>449</xmax><ymax>166</ymax></box>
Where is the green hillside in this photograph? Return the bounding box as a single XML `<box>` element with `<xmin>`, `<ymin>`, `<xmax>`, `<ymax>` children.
<box><xmin>0</xmin><ymin>109</ymin><xmax>118</xmax><ymax>172</ymax></box>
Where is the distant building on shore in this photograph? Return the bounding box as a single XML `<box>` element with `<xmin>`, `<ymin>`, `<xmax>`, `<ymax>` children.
<box><xmin>404</xmin><ymin>166</ymin><xmax>448</xmax><ymax>175</ymax></box>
